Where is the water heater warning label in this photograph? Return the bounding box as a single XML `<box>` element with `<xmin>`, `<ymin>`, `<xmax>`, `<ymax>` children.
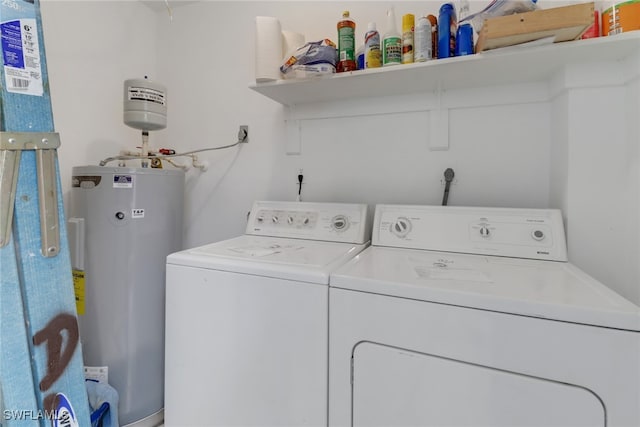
<box><xmin>0</xmin><ymin>18</ymin><xmax>43</xmax><ymax>96</ymax></box>
<box><xmin>113</xmin><ymin>175</ymin><xmax>133</xmax><ymax>188</ymax></box>
<box><xmin>128</xmin><ymin>86</ymin><xmax>166</xmax><ymax>105</ymax></box>
<box><xmin>73</xmin><ymin>269</ymin><xmax>85</xmax><ymax>315</ymax></box>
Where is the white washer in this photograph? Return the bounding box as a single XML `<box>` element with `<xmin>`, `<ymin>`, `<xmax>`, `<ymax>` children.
<box><xmin>165</xmin><ymin>201</ymin><xmax>370</xmax><ymax>427</ymax></box>
<box><xmin>329</xmin><ymin>205</ymin><xmax>640</xmax><ymax>427</ymax></box>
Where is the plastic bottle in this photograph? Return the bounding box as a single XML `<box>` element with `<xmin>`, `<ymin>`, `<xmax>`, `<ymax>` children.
<box><xmin>337</xmin><ymin>11</ymin><xmax>357</xmax><ymax>73</ymax></box>
<box><xmin>383</xmin><ymin>7</ymin><xmax>402</xmax><ymax>66</ymax></box>
<box><xmin>437</xmin><ymin>3</ymin><xmax>457</xmax><ymax>59</ymax></box>
<box><xmin>356</xmin><ymin>44</ymin><xmax>365</xmax><ymax>70</ymax></box>
<box><xmin>580</xmin><ymin>10</ymin><xmax>600</xmax><ymax>39</ymax></box>
<box><xmin>455</xmin><ymin>0</ymin><xmax>473</xmax><ymax>56</ymax></box>
<box><xmin>364</xmin><ymin>22</ymin><xmax>382</xmax><ymax>69</ymax></box>
<box><xmin>414</xmin><ymin>16</ymin><xmax>432</xmax><ymax>62</ymax></box>
<box><xmin>427</xmin><ymin>15</ymin><xmax>438</xmax><ymax>59</ymax></box>
<box><xmin>402</xmin><ymin>14</ymin><xmax>415</xmax><ymax>64</ymax></box>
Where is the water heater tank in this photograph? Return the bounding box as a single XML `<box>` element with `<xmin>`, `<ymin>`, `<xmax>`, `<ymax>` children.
<box><xmin>69</xmin><ymin>166</ymin><xmax>184</xmax><ymax>426</ymax></box>
<box><xmin>123</xmin><ymin>78</ymin><xmax>167</xmax><ymax>131</ymax></box>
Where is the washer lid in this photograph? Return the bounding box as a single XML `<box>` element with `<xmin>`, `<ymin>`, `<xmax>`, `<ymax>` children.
<box><xmin>167</xmin><ymin>235</ymin><xmax>368</xmax><ymax>284</ymax></box>
<box><xmin>331</xmin><ymin>246</ymin><xmax>640</xmax><ymax>331</ymax></box>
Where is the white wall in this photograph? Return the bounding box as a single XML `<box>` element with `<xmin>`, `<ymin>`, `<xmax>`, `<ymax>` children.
<box><xmin>40</xmin><ymin>1</ymin><xmax>639</xmax><ymax>304</ymax></box>
<box><xmin>41</xmin><ymin>0</ymin><xmax>159</xmax><ymax>209</ymax></box>
<box><xmin>153</xmin><ymin>1</ymin><xmax>553</xmax><ymax>247</ymax></box>
<box><xmin>555</xmin><ymin>63</ymin><xmax>640</xmax><ymax>303</ymax></box>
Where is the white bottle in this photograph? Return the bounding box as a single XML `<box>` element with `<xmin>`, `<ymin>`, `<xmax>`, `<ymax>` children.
<box><xmin>414</xmin><ymin>15</ymin><xmax>433</xmax><ymax>62</ymax></box>
<box><xmin>364</xmin><ymin>22</ymin><xmax>382</xmax><ymax>69</ymax></box>
<box><xmin>383</xmin><ymin>7</ymin><xmax>402</xmax><ymax>66</ymax></box>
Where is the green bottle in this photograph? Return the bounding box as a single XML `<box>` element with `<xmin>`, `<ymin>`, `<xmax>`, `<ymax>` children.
<box><xmin>383</xmin><ymin>7</ymin><xmax>402</xmax><ymax>66</ymax></box>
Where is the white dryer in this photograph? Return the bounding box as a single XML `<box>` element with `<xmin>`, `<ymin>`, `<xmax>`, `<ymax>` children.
<box><xmin>165</xmin><ymin>201</ymin><xmax>370</xmax><ymax>427</ymax></box>
<box><xmin>329</xmin><ymin>205</ymin><xmax>640</xmax><ymax>427</ymax></box>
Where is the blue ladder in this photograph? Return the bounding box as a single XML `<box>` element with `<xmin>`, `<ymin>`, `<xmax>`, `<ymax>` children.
<box><xmin>0</xmin><ymin>0</ymin><xmax>91</xmax><ymax>425</ymax></box>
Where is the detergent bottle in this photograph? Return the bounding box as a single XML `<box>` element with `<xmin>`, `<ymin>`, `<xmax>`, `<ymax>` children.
<box><xmin>337</xmin><ymin>10</ymin><xmax>357</xmax><ymax>72</ymax></box>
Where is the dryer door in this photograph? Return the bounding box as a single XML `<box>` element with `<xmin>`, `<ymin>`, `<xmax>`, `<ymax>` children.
<box><xmin>352</xmin><ymin>342</ymin><xmax>604</xmax><ymax>427</ymax></box>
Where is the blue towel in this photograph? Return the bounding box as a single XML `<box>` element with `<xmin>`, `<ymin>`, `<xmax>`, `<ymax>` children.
<box><xmin>86</xmin><ymin>380</ymin><xmax>119</xmax><ymax>427</ymax></box>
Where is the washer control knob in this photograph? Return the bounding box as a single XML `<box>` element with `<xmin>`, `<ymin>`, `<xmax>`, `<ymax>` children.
<box><xmin>271</xmin><ymin>216</ymin><xmax>279</xmax><ymax>224</ymax></box>
<box><xmin>331</xmin><ymin>215</ymin><xmax>349</xmax><ymax>231</ymax></box>
<box><xmin>287</xmin><ymin>216</ymin><xmax>294</xmax><ymax>225</ymax></box>
<box><xmin>479</xmin><ymin>226</ymin><xmax>490</xmax><ymax>238</ymax></box>
<box><xmin>392</xmin><ymin>217</ymin><xmax>412</xmax><ymax>238</ymax></box>
<box><xmin>256</xmin><ymin>215</ymin><xmax>264</xmax><ymax>223</ymax></box>
<box><xmin>532</xmin><ymin>229</ymin><xmax>545</xmax><ymax>241</ymax></box>
<box><xmin>303</xmin><ymin>217</ymin><xmax>310</xmax><ymax>225</ymax></box>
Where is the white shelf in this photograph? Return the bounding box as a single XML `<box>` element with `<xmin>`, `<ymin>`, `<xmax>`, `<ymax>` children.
<box><xmin>249</xmin><ymin>32</ymin><xmax>640</xmax><ymax>107</ymax></box>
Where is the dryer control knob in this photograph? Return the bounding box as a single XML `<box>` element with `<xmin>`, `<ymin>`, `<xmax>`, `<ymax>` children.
<box><xmin>331</xmin><ymin>215</ymin><xmax>349</xmax><ymax>231</ymax></box>
<box><xmin>287</xmin><ymin>216</ymin><xmax>294</xmax><ymax>225</ymax></box>
<box><xmin>532</xmin><ymin>229</ymin><xmax>545</xmax><ymax>241</ymax></box>
<box><xmin>271</xmin><ymin>216</ymin><xmax>279</xmax><ymax>224</ymax></box>
<box><xmin>479</xmin><ymin>226</ymin><xmax>490</xmax><ymax>238</ymax></box>
<box><xmin>391</xmin><ymin>217</ymin><xmax>412</xmax><ymax>238</ymax></box>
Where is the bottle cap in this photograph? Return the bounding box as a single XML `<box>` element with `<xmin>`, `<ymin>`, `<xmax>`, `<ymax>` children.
<box><xmin>439</xmin><ymin>3</ymin><xmax>454</xmax><ymax>13</ymax></box>
<box><xmin>402</xmin><ymin>14</ymin><xmax>415</xmax><ymax>27</ymax></box>
<box><xmin>387</xmin><ymin>7</ymin><xmax>397</xmax><ymax>31</ymax></box>
<box><xmin>367</xmin><ymin>22</ymin><xmax>376</xmax><ymax>31</ymax></box>
<box><xmin>343</xmin><ymin>10</ymin><xmax>350</xmax><ymax>18</ymax></box>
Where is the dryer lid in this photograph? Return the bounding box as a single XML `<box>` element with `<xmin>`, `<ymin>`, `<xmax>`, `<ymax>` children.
<box><xmin>331</xmin><ymin>246</ymin><xmax>640</xmax><ymax>331</ymax></box>
<box><xmin>167</xmin><ymin>235</ymin><xmax>368</xmax><ymax>284</ymax></box>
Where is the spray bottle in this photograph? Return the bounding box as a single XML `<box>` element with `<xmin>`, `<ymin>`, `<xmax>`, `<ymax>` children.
<box><xmin>364</xmin><ymin>22</ymin><xmax>382</xmax><ymax>69</ymax></box>
<box><xmin>455</xmin><ymin>0</ymin><xmax>474</xmax><ymax>56</ymax></box>
<box><xmin>437</xmin><ymin>3</ymin><xmax>457</xmax><ymax>59</ymax></box>
<box><xmin>414</xmin><ymin>15</ymin><xmax>432</xmax><ymax>62</ymax></box>
<box><xmin>383</xmin><ymin>7</ymin><xmax>402</xmax><ymax>66</ymax></box>
<box><xmin>402</xmin><ymin>14</ymin><xmax>415</xmax><ymax>64</ymax></box>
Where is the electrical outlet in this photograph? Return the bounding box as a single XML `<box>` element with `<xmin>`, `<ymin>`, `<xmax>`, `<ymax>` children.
<box><xmin>238</xmin><ymin>125</ymin><xmax>249</xmax><ymax>143</ymax></box>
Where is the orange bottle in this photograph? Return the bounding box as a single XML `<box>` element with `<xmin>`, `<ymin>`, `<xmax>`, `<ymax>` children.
<box><xmin>427</xmin><ymin>15</ymin><xmax>438</xmax><ymax>60</ymax></box>
<box><xmin>337</xmin><ymin>11</ymin><xmax>357</xmax><ymax>72</ymax></box>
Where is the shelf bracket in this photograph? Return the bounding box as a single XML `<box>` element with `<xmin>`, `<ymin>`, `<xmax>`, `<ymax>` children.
<box><xmin>285</xmin><ymin>107</ymin><xmax>302</xmax><ymax>155</ymax></box>
<box><xmin>429</xmin><ymin>85</ymin><xmax>450</xmax><ymax>151</ymax></box>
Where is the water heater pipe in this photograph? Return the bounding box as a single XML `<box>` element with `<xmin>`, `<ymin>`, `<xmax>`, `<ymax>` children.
<box><xmin>141</xmin><ymin>131</ymin><xmax>150</xmax><ymax>168</ymax></box>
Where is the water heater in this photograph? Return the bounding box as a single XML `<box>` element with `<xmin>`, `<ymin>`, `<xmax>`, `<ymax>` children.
<box><xmin>69</xmin><ymin>166</ymin><xmax>184</xmax><ymax>427</ymax></box>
